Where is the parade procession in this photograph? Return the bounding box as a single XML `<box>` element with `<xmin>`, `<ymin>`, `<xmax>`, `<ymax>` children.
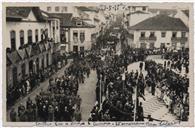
<box><xmin>2</xmin><ymin>2</ymin><xmax>194</xmax><ymax>127</ymax></box>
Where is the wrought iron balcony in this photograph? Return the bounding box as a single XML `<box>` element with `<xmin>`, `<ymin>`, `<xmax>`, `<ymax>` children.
<box><xmin>171</xmin><ymin>37</ymin><xmax>188</xmax><ymax>42</ymax></box>
<box><xmin>73</xmin><ymin>37</ymin><xmax>78</xmax><ymax>43</ymax></box>
<box><xmin>139</xmin><ymin>36</ymin><xmax>157</xmax><ymax>41</ymax></box>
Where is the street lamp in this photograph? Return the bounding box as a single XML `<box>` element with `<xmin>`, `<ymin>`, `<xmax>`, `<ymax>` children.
<box><xmin>133</xmin><ymin>80</ymin><xmax>138</xmax><ymax>121</ymax></box>
<box><xmin>99</xmin><ymin>74</ymin><xmax>102</xmax><ymax>110</ymax></box>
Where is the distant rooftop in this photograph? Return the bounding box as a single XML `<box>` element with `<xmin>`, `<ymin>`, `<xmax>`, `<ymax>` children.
<box><xmin>148</xmin><ymin>8</ymin><xmax>177</xmax><ymax>16</ymax></box>
<box><xmin>129</xmin><ymin>14</ymin><xmax>188</xmax><ymax>31</ymax></box>
<box><xmin>6</xmin><ymin>7</ymin><xmax>47</xmax><ymax>22</ymax></box>
<box><xmin>182</xmin><ymin>10</ymin><xmax>189</xmax><ymax>17</ymax></box>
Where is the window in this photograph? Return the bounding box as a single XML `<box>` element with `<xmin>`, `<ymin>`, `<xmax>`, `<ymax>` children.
<box><xmin>172</xmin><ymin>32</ymin><xmax>177</xmax><ymax>38</ymax></box>
<box><xmin>140</xmin><ymin>32</ymin><xmax>145</xmax><ymax>37</ymax></box>
<box><xmin>161</xmin><ymin>32</ymin><xmax>166</xmax><ymax>38</ymax></box>
<box><xmin>28</xmin><ymin>30</ymin><xmax>32</xmax><ymax>44</ymax></box>
<box><xmin>80</xmin><ymin>31</ymin><xmax>85</xmax><ymax>43</ymax></box>
<box><xmin>142</xmin><ymin>7</ymin><xmax>146</xmax><ymax>11</ymax></box>
<box><xmin>46</xmin><ymin>53</ymin><xmax>49</xmax><ymax>67</ymax></box>
<box><xmin>73</xmin><ymin>31</ymin><xmax>78</xmax><ymax>43</ymax></box>
<box><xmin>76</xmin><ymin>21</ymin><xmax>82</xmax><ymax>26</ymax></box>
<box><xmin>160</xmin><ymin>43</ymin><xmax>165</xmax><ymax>48</ymax></box>
<box><xmin>42</xmin><ymin>58</ymin><xmax>44</xmax><ymax>69</ymax></box>
<box><xmin>73</xmin><ymin>45</ymin><xmax>78</xmax><ymax>53</ymax></box>
<box><xmin>62</xmin><ymin>6</ymin><xmax>67</xmax><ymax>12</ymax></box>
<box><xmin>56</xmin><ymin>21</ymin><xmax>59</xmax><ymax>30</ymax></box>
<box><xmin>12</xmin><ymin>67</ymin><xmax>17</xmax><ymax>85</ymax></box>
<box><xmin>73</xmin><ymin>31</ymin><xmax>78</xmax><ymax>37</ymax></box>
<box><xmin>181</xmin><ymin>32</ymin><xmax>186</xmax><ymax>37</ymax></box>
<box><xmin>149</xmin><ymin>42</ymin><xmax>154</xmax><ymax>49</ymax></box>
<box><xmin>150</xmin><ymin>32</ymin><xmax>155</xmax><ymax>37</ymax></box>
<box><xmin>132</xmin><ymin>7</ymin><xmax>136</xmax><ymax>11</ymax></box>
<box><xmin>36</xmin><ymin>58</ymin><xmax>39</xmax><ymax>73</ymax></box>
<box><xmin>10</xmin><ymin>30</ymin><xmax>16</xmax><ymax>50</ymax></box>
<box><xmin>47</xmin><ymin>6</ymin><xmax>51</xmax><ymax>12</ymax></box>
<box><xmin>35</xmin><ymin>29</ymin><xmax>39</xmax><ymax>42</ymax></box>
<box><xmin>140</xmin><ymin>43</ymin><xmax>146</xmax><ymax>48</ymax></box>
<box><xmin>61</xmin><ymin>46</ymin><xmax>66</xmax><ymax>51</ymax></box>
<box><xmin>21</xmin><ymin>63</ymin><xmax>25</xmax><ymax>77</ymax></box>
<box><xmin>80</xmin><ymin>46</ymin><xmax>84</xmax><ymax>52</ymax></box>
<box><xmin>55</xmin><ymin>6</ymin><xmax>59</xmax><ymax>12</ymax></box>
<box><xmin>41</xmin><ymin>29</ymin><xmax>44</xmax><ymax>40</ymax></box>
<box><xmin>45</xmin><ymin>29</ymin><xmax>48</xmax><ymax>39</ymax></box>
<box><xmin>20</xmin><ymin>30</ymin><xmax>24</xmax><ymax>47</ymax></box>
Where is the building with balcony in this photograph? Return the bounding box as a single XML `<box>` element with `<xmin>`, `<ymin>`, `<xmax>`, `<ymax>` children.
<box><xmin>5</xmin><ymin>7</ymin><xmax>60</xmax><ymax>88</ymax></box>
<box><xmin>69</xmin><ymin>17</ymin><xmax>95</xmax><ymax>53</ymax></box>
<box><xmin>129</xmin><ymin>14</ymin><xmax>189</xmax><ymax>49</ymax></box>
<box><xmin>44</xmin><ymin>5</ymin><xmax>106</xmax><ymax>54</ymax></box>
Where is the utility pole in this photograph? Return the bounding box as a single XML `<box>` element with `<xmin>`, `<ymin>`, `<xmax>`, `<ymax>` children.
<box><xmin>99</xmin><ymin>74</ymin><xmax>102</xmax><ymax>110</ymax></box>
<box><xmin>133</xmin><ymin>82</ymin><xmax>138</xmax><ymax>121</ymax></box>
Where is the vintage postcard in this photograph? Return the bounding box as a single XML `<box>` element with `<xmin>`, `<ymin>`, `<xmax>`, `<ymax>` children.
<box><xmin>2</xmin><ymin>2</ymin><xmax>194</xmax><ymax>127</ymax></box>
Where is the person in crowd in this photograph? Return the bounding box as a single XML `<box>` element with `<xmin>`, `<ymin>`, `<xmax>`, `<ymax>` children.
<box><xmin>10</xmin><ymin>108</ymin><xmax>17</xmax><ymax>122</ymax></box>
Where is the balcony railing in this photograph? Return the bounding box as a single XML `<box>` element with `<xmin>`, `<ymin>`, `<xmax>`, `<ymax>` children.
<box><xmin>73</xmin><ymin>37</ymin><xmax>78</xmax><ymax>43</ymax></box>
<box><xmin>139</xmin><ymin>36</ymin><xmax>157</xmax><ymax>41</ymax></box>
<box><xmin>171</xmin><ymin>37</ymin><xmax>188</xmax><ymax>42</ymax></box>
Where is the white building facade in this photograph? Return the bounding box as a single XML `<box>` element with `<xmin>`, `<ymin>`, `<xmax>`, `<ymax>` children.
<box><xmin>129</xmin><ymin>15</ymin><xmax>189</xmax><ymax>50</ymax></box>
<box><xmin>6</xmin><ymin>7</ymin><xmax>60</xmax><ymax>88</ymax></box>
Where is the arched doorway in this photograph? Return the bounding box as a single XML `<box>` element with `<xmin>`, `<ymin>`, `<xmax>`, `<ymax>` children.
<box><xmin>29</xmin><ymin>60</ymin><xmax>33</xmax><ymax>73</ymax></box>
<box><xmin>12</xmin><ymin>67</ymin><xmax>18</xmax><ymax>85</ymax></box>
<box><xmin>36</xmin><ymin>58</ymin><xmax>39</xmax><ymax>73</ymax></box>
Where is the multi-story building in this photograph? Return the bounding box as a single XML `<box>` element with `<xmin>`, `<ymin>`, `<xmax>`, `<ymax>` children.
<box><xmin>42</xmin><ymin>5</ymin><xmax>106</xmax><ymax>54</ymax></box>
<box><xmin>5</xmin><ymin>7</ymin><xmax>60</xmax><ymax>88</ymax></box>
<box><xmin>128</xmin><ymin>14</ymin><xmax>189</xmax><ymax>50</ymax></box>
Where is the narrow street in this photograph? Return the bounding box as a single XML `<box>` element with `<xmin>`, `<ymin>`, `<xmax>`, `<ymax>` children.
<box><xmin>78</xmin><ymin>70</ymin><xmax>97</xmax><ymax>121</ymax></box>
<box><xmin>6</xmin><ymin>60</ymin><xmax>72</xmax><ymax>121</ymax></box>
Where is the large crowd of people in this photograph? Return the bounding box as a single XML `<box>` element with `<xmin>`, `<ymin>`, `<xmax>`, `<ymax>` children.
<box><xmin>9</xmin><ymin>58</ymin><xmax>92</xmax><ymax>122</ymax></box>
<box><xmin>164</xmin><ymin>50</ymin><xmax>189</xmax><ymax>74</ymax></box>
<box><xmin>145</xmin><ymin>60</ymin><xmax>190</xmax><ymax>121</ymax></box>
<box><xmin>9</xmin><ymin>47</ymin><xmax>190</xmax><ymax>122</ymax></box>
<box><xmin>88</xmin><ymin>48</ymin><xmax>189</xmax><ymax>121</ymax></box>
<box><xmin>89</xmin><ymin>49</ymin><xmax>146</xmax><ymax>121</ymax></box>
<box><xmin>7</xmin><ymin>56</ymin><xmax>68</xmax><ymax>108</ymax></box>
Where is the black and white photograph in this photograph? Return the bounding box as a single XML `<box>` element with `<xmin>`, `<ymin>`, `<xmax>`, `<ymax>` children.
<box><xmin>1</xmin><ymin>2</ymin><xmax>194</xmax><ymax>127</ymax></box>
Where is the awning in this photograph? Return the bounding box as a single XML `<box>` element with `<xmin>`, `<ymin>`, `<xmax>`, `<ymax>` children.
<box><xmin>7</xmin><ymin>50</ymin><xmax>21</xmax><ymax>64</ymax></box>
<box><xmin>17</xmin><ymin>48</ymin><xmax>28</xmax><ymax>60</ymax></box>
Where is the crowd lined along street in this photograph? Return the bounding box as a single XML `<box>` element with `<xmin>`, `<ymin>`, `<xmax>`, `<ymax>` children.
<box><xmin>6</xmin><ymin>4</ymin><xmax>190</xmax><ymax>123</ymax></box>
